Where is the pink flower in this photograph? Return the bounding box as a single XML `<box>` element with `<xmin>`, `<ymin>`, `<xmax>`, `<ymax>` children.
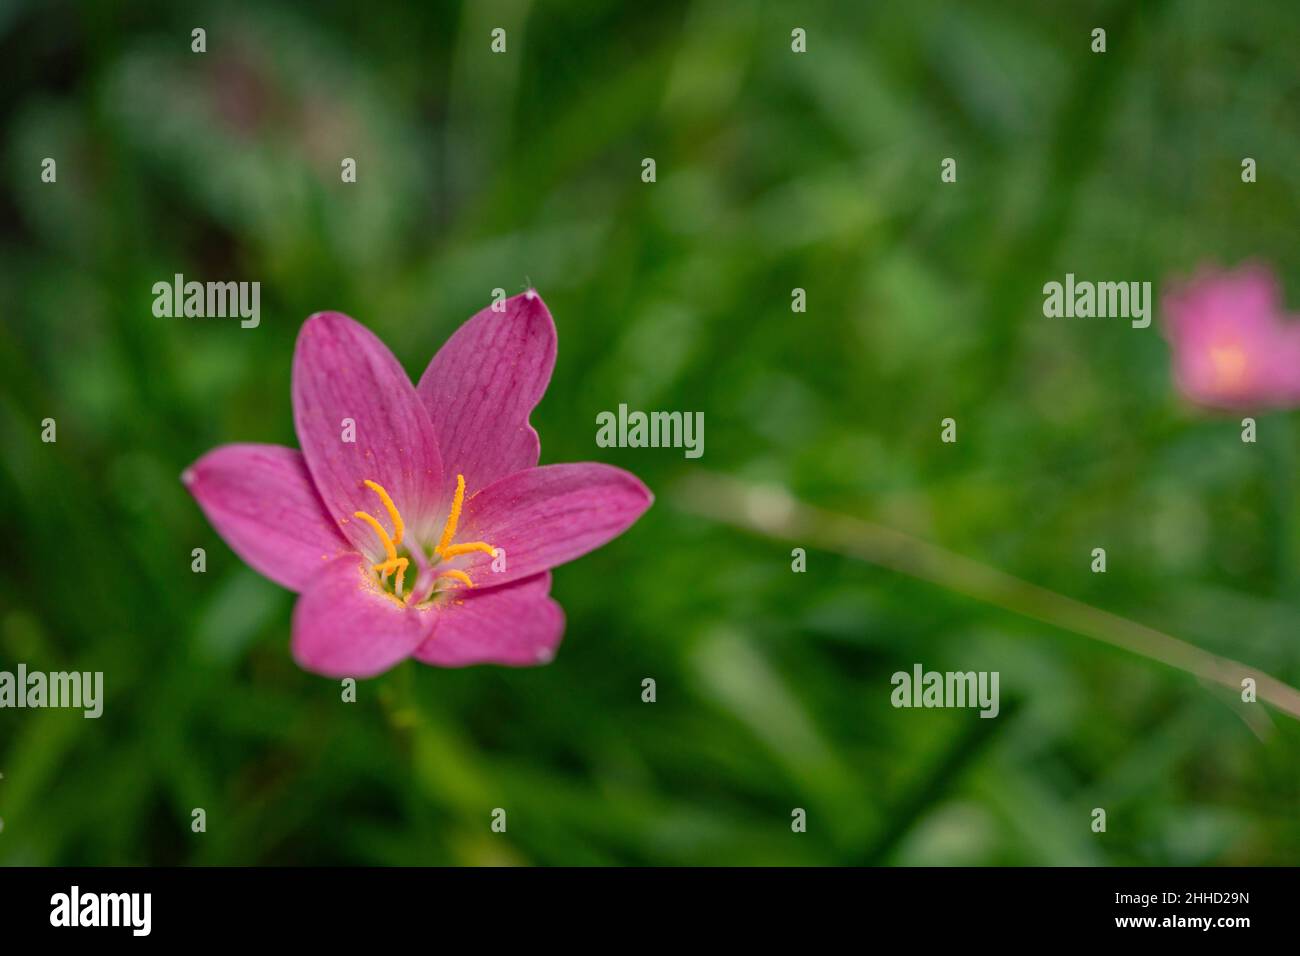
<box><xmin>183</xmin><ymin>292</ymin><xmax>652</xmax><ymax>677</ymax></box>
<box><xmin>1161</xmin><ymin>262</ymin><xmax>1300</xmax><ymax>410</ymax></box>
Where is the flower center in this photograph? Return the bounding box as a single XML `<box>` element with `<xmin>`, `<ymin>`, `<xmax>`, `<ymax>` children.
<box><xmin>353</xmin><ymin>475</ymin><xmax>496</xmax><ymax>604</ymax></box>
<box><xmin>1208</xmin><ymin>343</ymin><xmax>1249</xmax><ymax>392</ymax></box>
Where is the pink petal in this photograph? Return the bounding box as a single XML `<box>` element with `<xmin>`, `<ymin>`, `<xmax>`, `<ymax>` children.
<box><xmin>1162</xmin><ymin>263</ymin><xmax>1282</xmax><ymax>338</ymax></box>
<box><xmin>449</xmin><ymin>462</ymin><xmax>652</xmax><ymax>588</ymax></box>
<box><xmin>291</xmin><ymin>554</ymin><xmax>436</xmax><ymax>678</ymax></box>
<box><xmin>416</xmin><ymin>291</ymin><xmax>556</xmax><ymax>504</ymax></box>
<box><xmin>182</xmin><ymin>443</ymin><xmax>352</xmax><ymax>592</ymax></box>
<box><xmin>292</xmin><ymin>312</ymin><xmax>444</xmax><ymax>554</ymax></box>
<box><xmin>413</xmin><ymin>573</ymin><xmax>564</xmax><ymax>667</ymax></box>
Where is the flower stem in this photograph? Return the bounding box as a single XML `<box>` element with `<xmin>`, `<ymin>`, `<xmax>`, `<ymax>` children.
<box><xmin>675</xmin><ymin>471</ymin><xmax>1300</xmax><ymax>721</ymax></box>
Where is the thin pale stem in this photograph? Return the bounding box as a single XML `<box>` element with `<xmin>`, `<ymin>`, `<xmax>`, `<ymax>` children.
<box><xmin>675</xmin><ymin>471</ymin><xmax>1300</xmax><ymax>721</ymax></box>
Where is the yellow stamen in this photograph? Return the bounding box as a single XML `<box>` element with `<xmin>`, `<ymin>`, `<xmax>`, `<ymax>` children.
<box><xmin>362</xmin><ymin>480</ymin><xmax>404</xmax><ymax>548</ymax></box>
<box><xmin>437</xmin><ymin>541</ymin><xmax>496</xmax><ymax>560</ymax></box>
<box><xmin>425</xmin><ymin>475</ymin><xmax>498</xmax><ymax>593</ymax></box>
<box><xmin>353</xmin><ymin>511</ymin><xmax>397</xmax><ymax>562</ymax></box>
<box><xmin>371</xmin><ymin>557</ymin><xmax>410</xmax><ymax>599</ymax></box>
<box><xmin>348</xmin><ymin>473</ymin><xmax>494</xmax><ymax>599</ymax></box>
<box><xmin>437</xmin><ymin>474</ymin><xmax>467</xmax><ymax>555</ymax></box>
<box><xmin>353</xmin><ymin>481</ymin><xmax>414</xmax><ymax>597</ymax></box>
<box><xmin>435</xmin><ymin>569</ymin><xmax>474</xmax><ymax>589</ymax></box>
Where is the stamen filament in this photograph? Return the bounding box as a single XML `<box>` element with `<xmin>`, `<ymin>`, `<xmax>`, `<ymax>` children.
<box><xmin>372</xmin><ymin>556</ymin><xmax>410</xmax><ymax>599</ymax></box>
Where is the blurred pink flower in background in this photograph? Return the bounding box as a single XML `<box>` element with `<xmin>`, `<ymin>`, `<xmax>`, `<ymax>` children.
<box><xmin>1161</xmin><ymin>262</ymin><xmax>1300</xmax><ymax>411</ymax></box>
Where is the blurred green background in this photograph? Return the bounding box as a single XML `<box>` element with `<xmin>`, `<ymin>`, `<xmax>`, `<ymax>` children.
<box><xmin>2</xmin><ymin>0</ymin><xmax>1299</xmax><ymax>865</ymax></box>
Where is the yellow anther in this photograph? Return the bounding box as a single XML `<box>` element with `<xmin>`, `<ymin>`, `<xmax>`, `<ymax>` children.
<box><xmin>371</xmin><ymin>557</ymin><xmax>410</xmax><ymax>599</ymax></box>
<box><xmin>435</xmin><ymin>569</ymin><xmax>474</xmax><ymax>589</ymax></box>
<box><xmin>354</xmin><ymin>511</ymin><xmax>397</xmax><ymax>561</ymax></box>
<box><xmin>353</xmin><ymin>480</ymin><xmax>414</xmax><ymax>597</ymax></box>
<box><xmin>427</xmin><ymin>475</ymin><xmax>496</xmax><ymax>595</ymax></box>
<box><xmin>362</xmin><ymin>480</ymin><xmax>404</xmax><ymax>548</ymax></box>
<box><xmin>437</xmin><ymin>541</ymin><xmax>496</xmax><ymax>560</ymax></box>
<box><xmin>437</xmin><ymin>474</ymin><xmax>467</xmax><ymax>555</ymax></box>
